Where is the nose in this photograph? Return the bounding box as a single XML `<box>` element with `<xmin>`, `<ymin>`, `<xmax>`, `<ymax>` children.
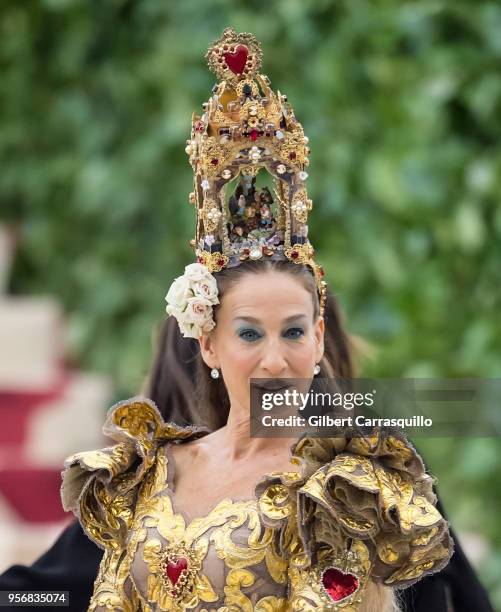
<box><xmin>259</xmin><ymin>338</ymin><xmax>289</xmax><ymax>378</ymax></box>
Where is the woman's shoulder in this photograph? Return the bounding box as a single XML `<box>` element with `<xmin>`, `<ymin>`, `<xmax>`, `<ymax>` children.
<box><xmin>256</xmin><ymin>430</ymin><xmax>454</xmax><ymax>595</ymax></box>
<box><xmin>60</xmin><ymin>396</ymin><xmax>208</xmax><ymax>550</ymax></box>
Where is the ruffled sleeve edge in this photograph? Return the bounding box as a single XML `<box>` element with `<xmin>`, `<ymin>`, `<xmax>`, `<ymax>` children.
<box><xmin>60</xmin><ymin>395</ymin><xmax>208</xmax><ymax>550</ymax></box>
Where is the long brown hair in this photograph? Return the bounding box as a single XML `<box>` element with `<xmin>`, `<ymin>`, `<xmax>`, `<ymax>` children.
<box><xmin>144</xmin><ymin>260</ymin><xmax>354</xmax><ymax>429</ymax></box>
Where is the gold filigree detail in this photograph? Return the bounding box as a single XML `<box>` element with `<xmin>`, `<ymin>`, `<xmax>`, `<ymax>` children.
<box><xmin>185</xmin><ymin>29</ymin><xmax>326</xmax><ymax>311</ymax></box>
<box><xmin>284</xmin><ymin>242</ymin><xmax>315</xmax><ymax>266</ymax></box>
<box><xmin>276</xmin><ymin>125</ymin><xmax>309</xmax><ymax>168</ymax></box>
<box><xmin>206</xmin><ymin>28</ymin><xmax>263</xmax><ymax>82</ymax></box>
<box><xmin>291</xmin><ymin>188</ymin><xmax>312</xmax><ymax>223</ymax></box>
<box><xmin>199</xmin><ymin>137</ymin><xmax>230</xmax><ymax>177</ymax></box>
<box><xmin>196</xmin><ymin>250</ymin><xmax>229</xmax><ymax>272</ymax></box>
<box><xmin>235</xmin><ymin>79</ymin><xmax>260</xmax><ymax>98</ymax></box>
<box><xmin>240</xmin><ymin>164</ymin><xmax>260</xmax><ymax>176</ymax></box>
<box><xmin>202</xmin><ymin>197</ymin><xmax>223</xmax><ymax>233</ymax></box>
<box><xmin>241</xmin><ymin>99</ymin><xmax>266</xmax><ymax>127</ymax></box>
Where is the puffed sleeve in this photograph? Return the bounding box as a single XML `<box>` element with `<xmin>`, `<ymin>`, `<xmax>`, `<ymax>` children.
<box><xmin>60</xmin><ymin>396</ymin><xmax>207</xmax><ymax>611</ymax></box>
<box><xmin>256</xmin><ymin>431</ymin><xmax>453</xmax><ymax>610</ymax></box>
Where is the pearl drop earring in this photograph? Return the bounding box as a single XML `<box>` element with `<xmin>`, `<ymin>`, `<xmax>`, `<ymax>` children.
<box><xmin>211</xmin><ymin>368</ymin><xmax>220</xmax><ymax>379</ymax></box>
<box><xmin>313</xmin><ymin>364</ymin><xmax>321</xmax><ymax>376</ymax></box>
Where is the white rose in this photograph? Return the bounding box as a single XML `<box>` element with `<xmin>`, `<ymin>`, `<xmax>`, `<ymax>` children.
<box><xmin>166</xmin><ymin>304</ymin><xmax>199</xmax><ymax>338</ymax></box>
<box><xmin>178</xmin><ymin>320</ymin><xmax>197</xmax><ymax>338</ymax></box>
<box><xmin>165</xmin><ymin>303</ymin><xmax>183</xmax><ymax>319</ymax></box>
<box><xmin>184</xmin><ymin>263</ymin><xmax>210</xmax><ymax>283</ymax></box>
<box><xmin>191</xmin><ymin>278</ymin><xmax>219</xmax><ymax>303</ymax></box>
<box><xmin>165</xmin><ymin>275</ymin><xmax>192</xmax><ymax>310</ymax></box>
<box><xmin>164</xmin><ymin>263</ymin><xmax>218</xmax><ymax>339</ymax></box>
<box><xmin>184</xmin><ymin>297</ymin><xmax>213</xmax><ymax>325</ymax></box>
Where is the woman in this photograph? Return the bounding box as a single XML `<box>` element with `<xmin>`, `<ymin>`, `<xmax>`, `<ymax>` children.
<box><xmin>0</xmin><ymin>317</ymin><xmax>492</xmax><ymax>611</ymax></box>
<box><xmin>62</xmin><ymin>265</ymin><xmax>452</xmax><ymax>611</ymax></box>
<box><xmin>59</xmin><ymin>29</ymin><xmax>456</xmax><ymax>611</ymax></box>
<box><xmin>0</xmin><ymin>314</ymin><xmax>492</xmax><ymax>612</ymax></box>
<box><xmin>2</xmin><ymin>310</ymin><xmax>490</xmax><ymax>611</ymax></box>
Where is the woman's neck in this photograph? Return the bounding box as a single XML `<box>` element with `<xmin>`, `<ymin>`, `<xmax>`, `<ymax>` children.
<box><xmin>211</xmin><ymin>401</ymin><xmax>294</xmax><ymax>462</ymax></box>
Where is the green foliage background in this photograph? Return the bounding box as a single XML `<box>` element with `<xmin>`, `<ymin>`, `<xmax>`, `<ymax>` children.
<box><xmin>1</xmin><ymin>0</ymin><xmax>500</xmax><ymax>603</ymax></box>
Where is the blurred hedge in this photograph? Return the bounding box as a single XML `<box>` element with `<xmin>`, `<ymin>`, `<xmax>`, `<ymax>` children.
<box><xmin>1</xmin><ymin>0</ymin><xmax>500</xmax><ymax>602</ymax></box>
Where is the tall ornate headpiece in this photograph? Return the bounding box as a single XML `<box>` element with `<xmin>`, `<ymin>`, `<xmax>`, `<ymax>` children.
<box><xmin>166</xmin><ymin>29</ymin><xmax>327</xmax><ymax>337</ymax></box>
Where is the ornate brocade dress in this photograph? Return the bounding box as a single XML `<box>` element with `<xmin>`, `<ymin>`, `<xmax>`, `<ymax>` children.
<box><xmin>60</xmin><ymin>397</ymin><xmax>452</xmax><ymax>611</ymax></box>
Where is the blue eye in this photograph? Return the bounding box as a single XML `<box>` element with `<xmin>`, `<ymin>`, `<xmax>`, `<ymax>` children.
<box><xmin>283</xmin><ymin>327</ymin><xmax>305</xmax><ymax>340</ymax></box>
<box><xmin>238</xmin><ymin>328</ymin><xmax>262</xmax><ymax>342</ymax></box>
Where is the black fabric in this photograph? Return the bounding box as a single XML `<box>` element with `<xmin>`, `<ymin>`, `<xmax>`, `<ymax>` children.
<box><xmin>0</xmin><ymin>520</ymin><xmax>101</xmax><ymax>611</ymax></box>
<box><xmin>399</xmin><ymin>502</ymin><xmax>494</xmax><ymax>612</ymax></box>
<box><xmin>400</xmin><ymin>469</ymin><xmax>494</xmax><ymax>612</ymax></box>
<box><xmin>0</xmin><ymin>515</ymin><xmax>493</xmax><ymax>612</ymax></box>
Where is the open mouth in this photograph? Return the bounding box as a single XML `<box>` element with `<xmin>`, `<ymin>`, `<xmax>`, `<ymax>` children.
<box><xmin>253</xmin><ymin>380</ymin><xmax>293</xmax><ymax>391</ymax></box>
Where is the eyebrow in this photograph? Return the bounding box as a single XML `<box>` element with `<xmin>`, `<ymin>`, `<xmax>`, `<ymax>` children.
<box><xmin>233</xmin><ymin>314</ymin><xmax>308</xmax><ymax>325</ymax></box>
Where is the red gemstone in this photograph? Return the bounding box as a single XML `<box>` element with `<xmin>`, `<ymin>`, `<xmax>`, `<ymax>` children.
<box><xmin>223</xmin><ymin>44</ymin><xmax>249</xmax><ymax>75</ymax></box>
<box><xmin>289</xmin><ymin>152</ymin><xmax>296</xmax><ymax>160</ymax></box>
<box><xmin>322</xmin><ymin>568</ymin><xmax>359</xmax><ymax>602</ymax></box>
<box><xmin>211</xmin><ymin>158</ymin><xmax>219</xmax><ymax>165</ymax></box>
<box><xmin>243</xmin><ymin>248</ymin><xmax>250</xmax><ymax>255</ymax></box>
<box><xmin>194</xmin><ymin>120</ymin><xmax>204</xmax><ymax>132</ymax></box>
<box><xmin>291</xmin><ymin>251</ymin><xmax>299</xmax><ymax>259</ymax></box>
<box><xmin>217</xmin><ymin>258</ymin><xmax>225</xmax><ymax>266</ymax></box>
<box><xmin>165</xmin><ymin>557</ymin><xmax>188</xmax><ymax>587</ymax></box>
<box><xmin>249</xmin><ymin>129</ymin><xmax>259</xmax><ymax>141</ymax></box>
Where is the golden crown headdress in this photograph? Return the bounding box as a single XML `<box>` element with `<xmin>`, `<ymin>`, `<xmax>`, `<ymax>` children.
<box><xmin>185</xmin><ymin>28</ymin><xmax>327</xmax><ymax>315</ymax></box>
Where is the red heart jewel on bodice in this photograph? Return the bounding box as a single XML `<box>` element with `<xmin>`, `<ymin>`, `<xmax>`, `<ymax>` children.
<box><xmin>165</xmin><ymin>557</ymin><xmax>188</xmax><ymax>586</ymax></box>
<box><xmin>223</xmin><ymin>45</ymin><xmax>249</xmax><ymax>75</ymax></box>
<box><xmin>322</xmin><ymin>567</ymin><xmax>359</xmax><ymax>602</ymax></box>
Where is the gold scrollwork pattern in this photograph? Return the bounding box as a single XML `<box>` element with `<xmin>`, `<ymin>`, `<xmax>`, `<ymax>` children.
<box><xmin>284</xmin><ymin>243</ymin><xmax>315</xmax><ymax>267</ymax></box>
<box><xmin>290</xmin><ymin>189</ymin><xmax>312</xmax><ymax>223</ymax></box>
<box><xmin>287</xmin><ymin>542</ymin><xmax>371</xmax><ymax>611</ymax></box>
<box><xmin>62</xmin><ymin>399</ymin><xmax>453</xmax><ymax>610</ymax></box>
<box><xmin>290</xmin><ymin>433</ymin><xmax>453</xmax><ymax>588</ymax></box>
<box><xmin>196</xmin><ymin>250</ymin><xmax>230</xmax><ymax>273</ymax></box>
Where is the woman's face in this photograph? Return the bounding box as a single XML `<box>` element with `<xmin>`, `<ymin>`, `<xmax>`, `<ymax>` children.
<box><xmin>199</xmin><ymin>271</ymin><xmax>324</xmax><ymax>412</ymax></box>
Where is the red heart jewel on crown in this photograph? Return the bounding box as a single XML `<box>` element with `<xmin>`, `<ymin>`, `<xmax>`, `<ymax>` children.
<box><xmin>322</xmin><ymin>567</ymin><xmax>359</xmax><ymax>602</ymax></box>
<box><xmin>165</xmin><ymin>557</ymin><xmax>188</xmax><ymax>586</ymax></box>
<box><xmin>223</xmin><ymin>45</ymin><xmax>249</xmax><ymax>75</ymax></box>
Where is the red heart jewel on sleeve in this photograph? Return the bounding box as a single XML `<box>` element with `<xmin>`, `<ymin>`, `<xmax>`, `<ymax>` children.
<box><xmin>321</xmin><ymin>567</ymin><xmax>359</xmax><ymax>602</ymax></box>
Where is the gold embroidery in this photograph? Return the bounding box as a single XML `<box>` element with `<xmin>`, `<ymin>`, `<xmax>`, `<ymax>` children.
<box><xmin>88</xmin><ymin>547</ymin><xmax>136</xmax><ymax>611</ymax></box>
<box><xmin>384</xmin><ymin>540</ymin><xmax>451</xmax><ymax>585</ymax></box>
<box><xmin>143</xmin><ymin>538</ymin><xmax>218</xmax><ymax>609</ymax></box>
<box><xmin>258</xmin><ymin>484</ymin><xmax>291</xmax><ymax>521</ymax></box>
<box><xmin>288</xmin><ymin>541</ymin><xmax>371</xmax><ymax>611</ymax></box>
<box><xmin>126</xmin><ymin>447</ymin><xmax>290</xmax><ymax>610</ymax></box>
<box><xmin>411</xmin><ymin>526</ymin><xmax>438</xmax><ymax>546</ymax></box>
<box><xmin>61</xmin><ymin>398</ymin><xmax>453</xmax><ymax>610</ymax></box>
